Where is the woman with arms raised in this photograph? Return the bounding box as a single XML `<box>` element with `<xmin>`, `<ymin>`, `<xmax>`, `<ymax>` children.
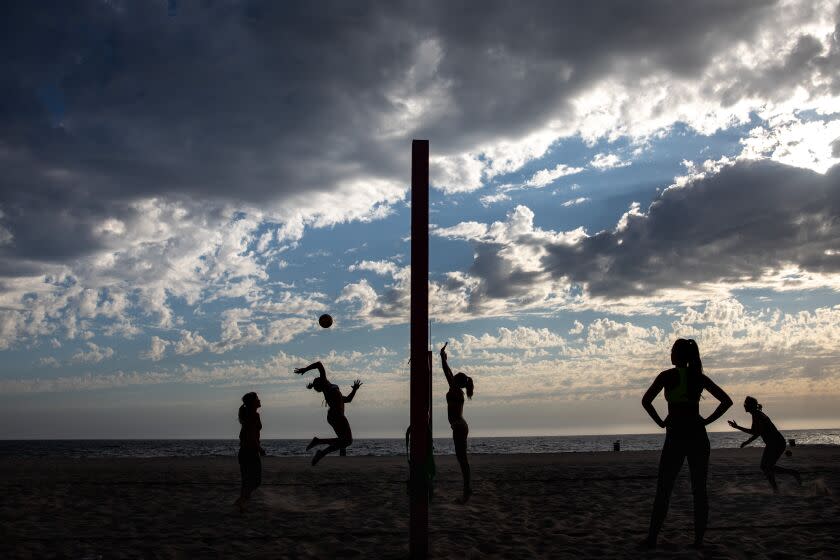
<box><xmin>440</xmin><ymin>342</ymin><xmax>474</xmax><ymax>503</ymax></box>
<box><xmin>295</xmin><ymin>361</ymin><xmax>362</xmax><ymax>466</ymax></box>
<box><xmin>642</xmin><ymin>339</ymin><xmax>733</xmax><ymax>549</ymax></box>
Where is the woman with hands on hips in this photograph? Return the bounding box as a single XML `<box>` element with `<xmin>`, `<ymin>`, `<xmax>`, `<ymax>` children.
<box><xmin>641</xmin><ymin>339</ymin><xmax>732</xmax><ymax>549</ymax></box>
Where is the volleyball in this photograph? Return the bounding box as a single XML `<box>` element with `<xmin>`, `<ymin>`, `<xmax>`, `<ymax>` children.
<box><xmin>318</xmin><ymin>314</ymin><xmax>333</xmax><ymax>328</ymax></box>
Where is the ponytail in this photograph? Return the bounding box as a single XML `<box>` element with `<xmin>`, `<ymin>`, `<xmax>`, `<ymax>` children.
<box><xmin>685</xmin><ymin>338</ymin><xmax>703</xmax><ymax>376</ymax></box>
<box><xmin>672</xmin><ymin>339</ymin><xmax>703</xmax><ymax>399</ymax></box>
<box><xmin>454</xmin><ymin>372</ymin><xmax>474</xmax><ymax>399</ymax></box>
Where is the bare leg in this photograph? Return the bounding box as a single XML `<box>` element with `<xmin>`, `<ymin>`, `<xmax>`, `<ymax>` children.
<box><xmin>312</xmin><ymin>415</ymin><xmax>352</xmax><ymax>466</ymax></box>
<box><xmin>686</xmin><ymin>430</ymin><xmax>710</xmax><ymax>547</ymax></box>
<box><xmin>763</xmin><ymin>467</ymin><xmax>779</xmax><ymax>493</ymax></box>
<box><xmin>761</xmin><ymin>444</ymin><xmax>785</xmax><ymax>493</ymax></box>
<box><xmin>453</xmin><ymin>423</ymin><xmax>471</xmax><ymax>501</ymax></box>
<box><xmin>647</xmin><ymin>433</ymin><xmax>686</xmax><ymax>548</ymax></box>
<box><xmin>312</xmin><ymin>441</ymin><xmax>348</xmax><ymax>465</ymax></box>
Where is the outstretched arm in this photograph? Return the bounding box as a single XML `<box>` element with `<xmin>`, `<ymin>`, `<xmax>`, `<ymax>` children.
<box><xmin>727</xmin><ymin>420</ymin><xmax>754</xmax><ymax>435</ymax></box>
<box><xmin>642</xmin><ymin>372</ymin><xmax>667</xmax><ymax>429</ymax></box>
<box><xmin>294</xmin><ymin>361</ymin><xmax>326</xmax><ymax>380</ymax></box>
<box><xmin>701</xmin><ymin>375</ymin><xmax>733</xmax><ymax>426</ymax></box>
<box><xmin>343</xmin><ymin>379</ymin><xmax>363</xmax><ymax>403</ymax></box>
<box><xmin>440</xmin><ymin>343</ymin><xmax>455</xmax><ymax>388</ymax></box>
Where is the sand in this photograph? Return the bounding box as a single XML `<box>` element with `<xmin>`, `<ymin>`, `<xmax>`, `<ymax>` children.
<box><xmin>2</xmin><ymin>446</ymin><xmax>838</xmax><ymax>559</ymax></box>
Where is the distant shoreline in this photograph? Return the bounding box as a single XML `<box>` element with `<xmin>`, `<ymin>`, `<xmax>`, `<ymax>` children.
<box><xmin>3</xmin><ymin>427</ymin><xmax>839</xmax><ymax>441</ymax></box>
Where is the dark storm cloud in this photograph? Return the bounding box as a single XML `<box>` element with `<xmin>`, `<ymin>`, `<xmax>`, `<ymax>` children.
<box><xmin>0</xmin><ymin>0</ymin><xmax>783</xmax><ymax>265</ymax></box>
<box><xmin>533</xmin><ymin>161</ymin><xmax>840</xmax><ymax>298</ymax></box>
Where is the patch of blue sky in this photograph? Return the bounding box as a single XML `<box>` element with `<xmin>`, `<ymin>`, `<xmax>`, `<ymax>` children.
<box><xmin>796</xmin><ymin>108</ymin><xmax>840</xmax><ymax>122</ymax></box>
<box><xmin>429</xmin><ymin>118</ymin><xmax>763</xmax><ymax>242</ymax></box>
<box><xmin>731</xmin><ymin>287</ymin><xmax>840</xmax><ymax>315</ymax></box>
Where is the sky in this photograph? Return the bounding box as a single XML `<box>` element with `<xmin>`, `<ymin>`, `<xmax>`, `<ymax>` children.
<box><xmin>1</xmin><ymin>0</ymin><xmax>839</xmax><ymax>439</ymax></box>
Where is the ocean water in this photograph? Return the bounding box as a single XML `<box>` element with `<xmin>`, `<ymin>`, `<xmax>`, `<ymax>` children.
<box><xmin>1</xmin><ymin>429</ymin><xmax>838</xmax><ymax>458</ymax></box>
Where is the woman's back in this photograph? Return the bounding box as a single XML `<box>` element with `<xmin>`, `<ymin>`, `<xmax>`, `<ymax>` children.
<box><xmin>662</xmin><ymin>367</ymin><xmax>703</xmax><ymax>427</ymax></box>
<box><xmin>325</xmin><ymin>384</ymin><xmax>344</xmax><ymax>415</ymax></box>
<box><xmin>752</xmin><ymin>410</ymin><xmax>783</xmax><ymax>443</ymax></box>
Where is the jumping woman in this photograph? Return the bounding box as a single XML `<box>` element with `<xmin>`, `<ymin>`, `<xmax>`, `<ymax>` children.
<box><xmin>234</xmin><ymin>392</ymin><xmax>266</xmax><ymax>513</ymax></box>
<box><xmin>642</xmin><ymin>339</ymin><xmax>733</xmax><ymax>549</ymax></box>
<box><xmin>728</xmin><ymin>396</ymin><xmax>801</xmax><ymax>492</ymax></box>
<box><xmin>440</xmin><ymin>342</ymin><xmax>474</xmax><ymax>502</ymax></box>
<box><xmin>294</xmin><ymin>361</ymin><xmax>362</xmax><ymax>466</ymax></box>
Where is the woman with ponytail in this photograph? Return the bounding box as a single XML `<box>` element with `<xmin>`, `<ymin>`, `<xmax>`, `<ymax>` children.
<box><xmin>729</xmin><ymin>396</ymin><xmax>801</xmax><ymax>492</ymax></box>
<box><xmin>234</xmin><ymin>392</ymin><xmax>265</xmax><ymax>512</ymax></box>
<box><xmin>642</xmin><ymin>339</ymin><xmax>732</xmax><ymax>549</ymax></box>
<box><xmin>440</xmin><ymin>342</ymin><xmax>474</xmax><ymax>502</ymax></box>
<box><xmin>294</xmin><ymin>361</ymin><xmax>362</xmax><ymax>466</ymax></box>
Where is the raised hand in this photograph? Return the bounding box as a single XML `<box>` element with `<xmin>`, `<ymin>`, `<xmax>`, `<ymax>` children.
<box><xmin>440</xmin><ymin>342</ymin><xmax>448</xmax><ymax>359</ymax></box>
<box><xmin>294</xmin><ymin>367</ymin><xmax>305</xmax><ymax>375</ymax></box>
<box><xmin>352</xmin><ymin>379</ymin><xmax>363</xmax><ymax>391</ymax></box>
<box><xmin>727</xmin><ymin>420</ymin><xmax>738</xmax><ymax>429</ymax></box>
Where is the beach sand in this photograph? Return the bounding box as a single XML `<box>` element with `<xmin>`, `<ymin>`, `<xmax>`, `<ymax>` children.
<box><xmin>2</xmin><ymin>446</ymin><xmax>838</xmax><ymax>559</ymax></box>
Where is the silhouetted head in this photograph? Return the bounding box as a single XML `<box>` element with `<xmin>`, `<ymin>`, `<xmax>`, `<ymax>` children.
<box><xmin>238</xmin><ymin>392</ymin><xmax>260</xmax><ymax>424</ymax></box>
<box><xmin>670</xmin><ymin>338</ymin><xmax>702</xmax><ymax>374</ymax></box>
<box><xmin>307</xmin><ymin>377</ymin><xmax>328</xmax><ymax>393</ymax></box>
<box><xmin>744</xmin><ymin>396</ymin><xmax>762</xmax><ymax>412</ymax></box>
<box><xmin>454</xmin><ymin>372</ymin><xmax>474</xmax><ymax>399</ymax></box>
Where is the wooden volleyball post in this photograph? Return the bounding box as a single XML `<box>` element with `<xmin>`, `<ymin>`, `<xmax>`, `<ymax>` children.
<box><xmin>410</xmin><ymin>139</ymin><xmax>430</xmax><ymax>558</ymax></box>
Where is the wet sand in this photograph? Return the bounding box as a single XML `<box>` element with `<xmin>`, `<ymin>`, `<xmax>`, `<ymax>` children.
<box><xmin>2</xmin><ymin>446</ymin><xmax>838</xmax><ymax>558</ymax></box>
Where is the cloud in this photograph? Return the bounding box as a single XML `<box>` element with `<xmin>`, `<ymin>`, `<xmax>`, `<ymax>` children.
<box><xmin>525</xmin><ymin>164</ymin><xmax>585</xmax><ymax>188</ymax></box>
<box><xmin>479</xmin><ymin>193</ymin><xmax>511</xmax><ymax>207</ymax></box>
<box><xmin>434</xmin><ymin>161</ymin><xmax>840</xmax><ymax>312</ymax></box>
<box><xmin>590</xmin><ymin>152</ymin><xmax>631</xmax><ymax>170</ymax></box>
<box><xmin>450</xmin><ymin>326</ymin><xmax>568</xmax><ymax>354</ymax></box>
<box><xmin>4</xmin><ymin>0</ymin><xmax>833</xmax><ymax>276</ymax></box>
<box><xmin>174</xmin><ymin>330</ymin><xmax>211</xmax><ymax>356</ymax></box>
<box><xmin>71</xmin><ymin>342</ymin><xmax>115</xmax><ymax>364</ymax></box>
<box><xmin>430</xmin><ymin>159</ymin><xmax>840</xmax><ymax>315</ymax></box>
<box><xmin>544</xmin><ymin>159</ymin><xmax>840</xmax><ymax>299</ymax></box>
<box><xmin>739</xmin><ymin>116</ymin><xmax>840</xmax><ymax>173</ymax></box>
<box><xmin>561</xmin><ymin>197</ymin><xmax>590</xmax><ymax>207</ymax></box>
<box><xmin>1</xmin><ymin>0</ymin><xmax>839</xmax><ymax>350</ymax></box>
<box><xmin>140</xmin><ymin>336</ymin><xmax>169</xmax><ymax>361</ymax></box>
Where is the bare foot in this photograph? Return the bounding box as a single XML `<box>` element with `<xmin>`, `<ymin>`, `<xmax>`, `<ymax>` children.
<box><xmin>311</xmin><ymin>449</ymin><xmax>327</xmax><ymax>466</ymax></box>
<box><xmin>306</xmin><ymin>437</ymin><xmax>320</xmax><ymax>451</ymax></box>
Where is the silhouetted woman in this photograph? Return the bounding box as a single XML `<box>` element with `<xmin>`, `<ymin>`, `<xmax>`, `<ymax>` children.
<box><xmin>234</xmin><ymin>392</ymin><xmax>266</xmax><ymax>512</ymax></box>
<box><xmin>294</xmin><ymin>361</ymin><xmax>362</xmax><ymax>466</ymax></box>
<box><xmin>440</xmin><ymin>343</ymin><xmax>474</xmax><ymax>502</ymax></box>
<box><xmin>728</xmin><ymin>396</ymin><xmax>801</xmax><ymax>492</ymax></box>
<box><xmin>642</xmin><ymin>339</ymin><xmax>732</xmax><ymax>548</ymax></box>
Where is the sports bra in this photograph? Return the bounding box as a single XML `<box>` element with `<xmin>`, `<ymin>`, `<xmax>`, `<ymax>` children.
<box><xmin>664</xmin><ymin>367</ymin><xmax>698</xmax><ymax>404</ymax></box>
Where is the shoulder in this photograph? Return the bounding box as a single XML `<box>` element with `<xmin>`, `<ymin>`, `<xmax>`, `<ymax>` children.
<box><xmin>657</xmin><ymin>368</ymin><xmax>677</xmax><ymax>383</ymax></box>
